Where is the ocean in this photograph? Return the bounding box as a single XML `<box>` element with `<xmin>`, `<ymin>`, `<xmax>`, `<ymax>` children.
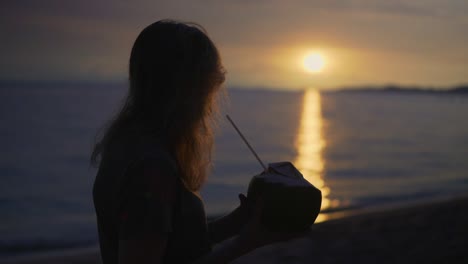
<box><xmin>1</xmin><ymin>83</ymin><xmax>468</xmax><ymax>258</ymax></box>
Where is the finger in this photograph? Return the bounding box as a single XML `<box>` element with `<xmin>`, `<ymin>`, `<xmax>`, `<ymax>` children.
<box><xmin>238</xmin><ymin>193</ymin><xmax>247</xmax><ymax>205</ymax></box>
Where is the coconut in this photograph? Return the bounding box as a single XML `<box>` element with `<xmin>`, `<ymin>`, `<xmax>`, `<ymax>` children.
<box><xmin>247</xmin><ymin>161</ymin><xmax>322</xmax><ymax>232</ymax></box>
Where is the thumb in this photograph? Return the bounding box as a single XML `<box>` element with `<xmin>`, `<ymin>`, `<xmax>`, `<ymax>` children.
<box><xmin>238</xmin><ymin>193</ymin><xmax>248</xmax><ymax>205</ymax></box>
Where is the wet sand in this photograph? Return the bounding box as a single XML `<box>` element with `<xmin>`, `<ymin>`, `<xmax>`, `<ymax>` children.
<box><xmin>5</xmin><ymin>197</ymin><xmax>468</xmax><ymax>264</ymax></box>
<box><xmin>235</xmin><ymin>196</ymin><xmax>468</xmax><ymax>264</ymax></box>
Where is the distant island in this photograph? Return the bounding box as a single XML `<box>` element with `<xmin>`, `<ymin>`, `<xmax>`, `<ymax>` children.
<box><xmin>332</xmin><ymin>85</ymin><xmax>468</xmax><ymax>94</ymax></box>
<box><xmin>1</xmin><ymin>80</ymin><xmax>468</xmax><ymax>95</ymax></box>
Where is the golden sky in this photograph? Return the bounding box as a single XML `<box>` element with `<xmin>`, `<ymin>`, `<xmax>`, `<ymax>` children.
<box><xmin>1</xmin><ymin>0</ymin><xmax>467</xmax><ymax>89</ymax></box>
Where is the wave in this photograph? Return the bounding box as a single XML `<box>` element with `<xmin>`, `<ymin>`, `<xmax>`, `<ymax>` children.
<box><xmin>0</xmin><ymin>239</ymin><xmax>97</xmax><ymax>257</ymax></box>
<box><xmin>320</xmin><ymin>205</ymin><xmax>362</xmax><ymax>214</ymax></box>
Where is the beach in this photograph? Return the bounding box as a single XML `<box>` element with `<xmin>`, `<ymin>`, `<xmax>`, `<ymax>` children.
<box><xmin>235</xmin><ymin>196</ymin><xmax>468</xmax><ymax>264</ymax></box>
<box><xmin>3</xmin><ymin>0</ymin><xmax>468</xmax><ymax>262</ymax></box>
<box><xmin>3</xmin><ymin>87</ymin><xmax>468</xmax><ymax>259</ymax></box>
<box><xmin>5</xmin><ymin>196</ymin><xmax>467</xmax><ymax>264</ymax></box>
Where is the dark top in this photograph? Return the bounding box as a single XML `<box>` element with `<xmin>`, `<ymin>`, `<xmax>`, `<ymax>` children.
<box><xmin>93</xmin><ymin>132</ymin><xmax>211</xmax><ymax>264</ymax></box>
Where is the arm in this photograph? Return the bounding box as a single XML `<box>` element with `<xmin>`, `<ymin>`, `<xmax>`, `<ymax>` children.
<box><xmin>116</xmin><ymin>159</ymin><xmax>253</xmax><ymax>264</ymax></box>
<box><xmin>119</xmin><ymin>236</ymin><xmax>167</xmax><ymax>264</ymax></box>
<box><xmin>118</xmin><ymin>162</ymin><xmax>301</xmax><ymax>264</ymax></box>
<box><xmin>118</xmin><ymin>201</ymin><xmax>257</xmax><ymax>264</ymax></box>
<box><xmin>208</xmin><ymin>194</ymin><xmax>250</xmax><ymax>244</ymax></box>
<box><xmin>117</xmin><ymin>159</ymin><xmax>177</xmax><ymax>264</ymax></box>
<box><xmin>118</xmin><ymin>193</ymin><xmax>254</xmax><ymax>264</ymax></box>
<box><xmin>118</xmin><ymin>197</ymin><xmax>302</xmax><ymax>264</ymax></box>
<box><xmin>192</xmin><ymin>235</ymin><xmax>255</xmax><ymax>264</ymax></box>
<box><xmin>197</xmin><ymin>197</ymin><xmax>303</xmax><ymax>264</ymax></box>
<box><xmin>118</xmin><ymin>231</ymin><xmax>254</xmax><ymax>264</ymax></box>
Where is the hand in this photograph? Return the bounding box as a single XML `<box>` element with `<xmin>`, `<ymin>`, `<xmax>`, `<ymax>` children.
<box><xmin>207</xmin><ymin>193</ymin><xmax>254</xmax><ymax>245</ymax></box>
<box><xmin>235</xmin><ymin>193</ymin><xmax>253</xmax><ymax>225</ymax></box>
<box><xmin>225</xmin><ymin>193</ymin><xmax>255</xmax><ymax>229</ymax></box>
<box><xmin>238</xmin><ymin>197</ymin><xmax>305</xmax><ymax>250</ymax></box>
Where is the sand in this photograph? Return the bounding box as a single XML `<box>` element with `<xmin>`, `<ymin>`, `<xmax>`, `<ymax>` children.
<box><xmin>234</xmin><ymin>197</ymin><xmax>468</xmax><ymax>263</ymax></box>
<box><xmin>5</xmin><ymin>197</ymin><xmax>468</xmax><ymax>264</ymax></box>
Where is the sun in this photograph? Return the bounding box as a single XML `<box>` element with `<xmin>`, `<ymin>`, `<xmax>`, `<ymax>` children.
<box><xmin>303</xmin><ymin>52</ymin><xmax>325</xmax><ymax>73</ymax></box>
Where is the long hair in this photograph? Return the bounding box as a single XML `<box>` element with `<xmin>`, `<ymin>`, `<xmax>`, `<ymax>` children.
<box><xmin>91</xmin><ymin>20</ymin><xmax>225</xmax><ymax>191</ymax></box>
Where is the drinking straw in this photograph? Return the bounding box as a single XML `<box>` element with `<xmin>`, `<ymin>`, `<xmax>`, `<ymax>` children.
<box><xmin>226</xmin><ymin>115</ymin><xmax>267</xmax><ymax>170</ymax></box>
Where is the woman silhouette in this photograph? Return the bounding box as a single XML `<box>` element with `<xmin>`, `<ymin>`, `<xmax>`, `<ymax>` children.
<box><xmin>92</xmin><ymin>20</ymin><xmax>297</xmax><ymax>264</ymax></box>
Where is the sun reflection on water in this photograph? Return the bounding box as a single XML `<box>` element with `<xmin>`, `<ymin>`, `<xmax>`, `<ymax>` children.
<box><xmin>294</xmin><ymin>89</ymin><xmax>331</xmax><ymax>223</ymax></box>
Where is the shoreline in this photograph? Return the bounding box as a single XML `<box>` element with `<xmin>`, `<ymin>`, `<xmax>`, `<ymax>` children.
<box><xmin>234</xmin><ymin>195</ymin><xmax>468</xmax><ymax>263</ymax></box>
<box><xmin>317</xmin><ymin>192</ymin><xmax>468</xmax><ymax>223</ymax></box>
<box><xmin>4</xmin><ymin>195</ymin><xmax>468</xmax><ymax>264</ymax></box>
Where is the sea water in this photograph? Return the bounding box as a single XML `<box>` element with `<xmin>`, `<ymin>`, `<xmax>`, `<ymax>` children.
<box><xmin>1</xmin><ymin>83</ymin><xmax>467</xmax><ymax>257</ymax></box>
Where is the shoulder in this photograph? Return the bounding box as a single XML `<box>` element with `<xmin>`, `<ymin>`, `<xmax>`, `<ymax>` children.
<box><xmin>128</xmin><ymin>155</ymin><xmax>177</xmax><ymax>185</ymax></box>
<box><xmin>124</xmin><ymin>138</ymin><xmax>179</xmax><ymax>197</ymax></box>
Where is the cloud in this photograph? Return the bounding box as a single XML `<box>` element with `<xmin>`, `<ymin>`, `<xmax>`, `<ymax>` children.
<box><xmin>0</xmin><ymin>0</ymin><xmax>467</xmax><ymax>86</ymax></box>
